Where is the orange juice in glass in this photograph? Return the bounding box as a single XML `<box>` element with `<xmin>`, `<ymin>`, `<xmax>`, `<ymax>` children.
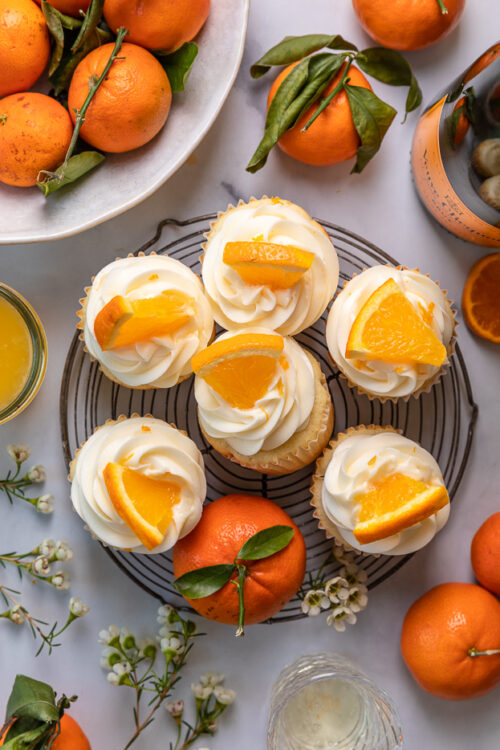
<box><xmin>0</xmin><ymin>284</ymin><xmax>47</xmax><ymax>424</ymax></box>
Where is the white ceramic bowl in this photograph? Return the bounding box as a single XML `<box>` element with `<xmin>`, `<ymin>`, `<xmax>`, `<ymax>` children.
<box><xmin>0</xmin><ymin>0</ymin><xmax>249</xmax><ymax>245</ymax></box>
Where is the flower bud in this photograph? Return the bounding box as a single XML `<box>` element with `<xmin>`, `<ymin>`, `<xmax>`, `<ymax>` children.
<box><xmin>27</xmin><ymin>464</ymin><xmax>46</xmax><ymax>483</ymax></box>
<box><xmin>213</xmin><ymin>686</ymin><xmax>236</xmax><ymax>706</ymax></box>
<box><xmin>8</xmin><ymin>605</ymin><xmax>25</xmax><ymax>625</ymax></box>
<box><xmin>32</xmin><ymin>555</ymin><xmax>51</xmax><ymax>576</ymax></box>
<box><xmin>165</xmin><ymin>699</ymin><xmax>184</xmax><ymax>718</ymax></box>
<box><xmin>107</xmin><ymin>672</ymin><xmax>120</xmax><ymax>686</ymax></box>
<box><xmin>51</xmin><ymin>570</ymin><xmax>70</xmax><ymax>590</ymax></box>
<box><xmin>55</xmin><ymin>541</ymin><xmax>73</xmax><ymax>561</ymax></box>
<box><xmin>36</xmin><ymin>494</ymin><xmax>54</xmax><ymax>514</ymax></box>
<box><xmin>191</xmin><ymin>683</ymin><xmax>213</xmax><ymax>701</ymax></box>
<box><xmin>38</xmin><ymin>539</ymin><xmax>56</xmax><ymax>557</ymax></box>
<box><xmin>69</xmin><ymin>597</ymin><xmax>89</xmax><ymax>617</ymax></box>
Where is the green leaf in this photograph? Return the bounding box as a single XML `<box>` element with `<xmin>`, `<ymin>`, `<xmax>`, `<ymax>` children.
<box><xmin>237</xmin><ymin>525</ymin><xmax>295</xmax><ymax>560</ymax></box>
<box><xmin>37</xmin><ymin>151</ymin><xmax>105</xmax><ymax>196</ymax></box>
<box><xmin>41</xmin><ymin>1</ymin><xmax>65</xmax><ymax>76</ymax></box>
<box><xmin>71</xmin><ymin>0</ymin><xmax>105</xmax><ymax>53</ymax></box>
<box><xmin>250</xmin><ymin>33</ymin><xmax>357</xmax><ymax>78</ymax></box>
<box><xmin>2</xmin><ymin>721</ymin><xmax>53</xmax><ymax>749</ymax></box>
<box><xmin>344</xmin><ymin>83</ymin><xmax>397</xmax><ymax>173</ymax></box>
<box><xmin>173</xmin><ymin>564</ymin><xmax>235</xmax><ymax>599</ymax></box>
<box><xmin>50</xmin><ymin>27</ymin><xmax>113</xmax><ymax>94</ymax></box>
<box><xmin>356</xmin><ymin>48</ymin><xmax>422</xmax><ymax>118</ymax></box>
<box><xmin>157</xmin><ymin>42</ymin><xmax>198</xmax><ymax>93</ymax></box>
<box><xmin>6</xmin><ymin>676</ymin><xmax>59</xmax><ymax>725</ymax></box>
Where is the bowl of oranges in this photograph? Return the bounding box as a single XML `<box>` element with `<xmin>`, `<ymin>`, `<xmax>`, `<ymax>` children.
<box><xmin>0</xmin><ymin>0</ymin><xmax>249</xmax><ymax>244</ymax></box>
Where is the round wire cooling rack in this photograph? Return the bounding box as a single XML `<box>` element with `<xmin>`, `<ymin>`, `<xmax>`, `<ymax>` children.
<box><xmin>60</xmin><ymin>214</ymin><xmax>478</xmax><ymax>623</ymax></box>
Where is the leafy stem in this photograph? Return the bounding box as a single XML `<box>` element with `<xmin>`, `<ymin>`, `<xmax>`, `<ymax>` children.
<box><xmin>302</xmin><ymin>57</ymin><xmax>352</xmax><ymax>131</ymax></box>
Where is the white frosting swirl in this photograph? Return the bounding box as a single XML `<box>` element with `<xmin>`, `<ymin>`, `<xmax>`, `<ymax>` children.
<box><xmin>84</xmin><ymin>255</ymin><xmax>214</xmax><ymax>388</ymax></box>
<box><xmin>71</xmin><ymin>416</ymin><xmax>206</xmax><ymax>554</ymax></box>
<box><xmin>326</xmin><ymin>266</ymin><xmax>454</xmax><ymax>398</ymax></box>
<box><xmin>202</xmin><ymin>199</ymin><xmax>339</xmax><ymax>335</ymax></box>
<box><xmin>322</xmin><ymin>431</ymin><xmax>450</xmax><ymax>555</ymax></box>
<box><xmin>195</xmin><ymin>329</ymin><xmax>315</xmax><ymax>456</ymax></box>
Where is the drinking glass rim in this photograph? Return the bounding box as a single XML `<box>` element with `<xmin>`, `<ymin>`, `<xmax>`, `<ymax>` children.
<box><xmin>0</xmin><ymin>283</ymin><xmax>47</xmax><ymax>425</ymax></box>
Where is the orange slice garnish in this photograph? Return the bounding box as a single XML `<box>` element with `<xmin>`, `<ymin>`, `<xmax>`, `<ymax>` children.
<box><xmin>353</xmin><ymin>473</ymin><xmax>449</xmax><ymax>545</ymax></box>
<box><xmin>103</xmin><ymin>462</ymin><xmax>181</xmax><ymax>551</ymax></box>
<box><xmin>191</xmin><ymin>332</ymin><xmax>284</xmax><ymax>409</ymax></box>
<box><xmin>462</xmin><ymin>252</ymin><xmax>500</xmax><ymax>343</ymax></box>
<box><xmin>94</xmin><ymin>291</ymin><xmax>193</xmax><ymax>350</ymax></box>
<box><xmin>223</xmin><ymin>241</ymin><xmax>315</xmax><ymax>289</ymax></box>
<box><xmin>346</xmin><ymin>278</ymin><xmax>447</xmax><ymax>366</ymax></box>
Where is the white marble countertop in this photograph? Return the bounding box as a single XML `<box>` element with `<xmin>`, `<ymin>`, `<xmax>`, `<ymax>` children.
<box><xmin>1</xmin><ymin>1</ymin><xmax>499</xmax><ymax>748</ymax></box>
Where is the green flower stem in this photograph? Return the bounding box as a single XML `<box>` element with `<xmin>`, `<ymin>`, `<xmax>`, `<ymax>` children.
<box><xmin>468</xmin><ymin>647</ymin><xmax>500</xmax><ymax>657</ymax></box>
<box><xmin>302</xmin><ymin>57</ymin><xmax>352</xmax><ymax>132</ymax></box>
<box><xmin>235</xmin><ymin>564</ymin><xmax>249</xmax><ymax>638</ymax></box>
<box><xmin>436</xmin><ymin>0</ymin><xmax>448</xmax><ymax>13</ymax></box>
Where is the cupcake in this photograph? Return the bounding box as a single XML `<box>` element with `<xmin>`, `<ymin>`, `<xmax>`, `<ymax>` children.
<box><xmin>311</xmin><ymin>426</ymin><xmax>450</xmax><ymax>555</ymax></box>
<box><xmin>201</xmin><ymin>197</ymin><xmax>339</xmax><ymax>335</ymax></box>
<box><xmin>79</xmin><ymin>254</ymin><xmax>214</xmax><ymax>389</ymax></box>
<box><xmin>69</xmin><ymin>415</ymin><xmax>206</xmax><ymax>553</ymax></box>
<box><xmin>326</xmin><ymin>266</ymin><xmax>456</xmax><ymax>401</ymax></box>
<box><xmin>192</xmin><ymin>328</ymin><xmax>334</xmax><ymax>475</ymax></box>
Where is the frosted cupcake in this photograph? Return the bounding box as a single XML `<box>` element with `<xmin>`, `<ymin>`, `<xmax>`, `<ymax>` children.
<box><xmin>79</xmin><ymin>254</ymin><xmax>214</xmax><ymax>389</ymax></box>
<box><xmin>311</xmin><ymin>426</ymin><xmax>450</xmax><ymax>555</ymax></box>
<box><xmin>192</xmin><ymin>329</ymin><xmax>334</xmax><ymax>475</ymax></box>
<box><xmin>326</xmin><ymin>266</ymin><xmax>455</xmax><ymax>401</ymax></box>
<box><xmin>69</xmin><ymin>415</ymin><xmax>206</xmax><ymax>553</ymax></box>
<box><xmin>201</xmin><ymin>197</ymin><xmax>339</xmax><ymax>335</ymax></box>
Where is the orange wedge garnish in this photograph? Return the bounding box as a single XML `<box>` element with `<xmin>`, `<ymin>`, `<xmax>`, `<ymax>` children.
<box><xmin>191</xmin><ymin>332</ymin><xmax>284</xmax><ymax>409</ymax></box>
<box><xmin>353</xmin><ymin>473</ymin><xmax>449</xmax><ymax>545</ymax></box>
<box><xmin>94</xmin><ymin>291</ymin><xmax>194</xmax><ymax>350</ymax></box>
<box><xmin>103</xmin><ymin>462</ymin><xmax>181</xmax><ymax>551</ymax></box>
<box><xmin>462</xmin><ymin>252</ymin><xmax>500</xmax><ymax>343</ymax></box>
<box><xmin>223</xmin><ymin>241</ymin><xmax>315</xmax><ymax>289</ymax></box>
<box><xmin>346</xmin><ymin>278</ymin><xmax>447</xmax><ymax>366</ymax></box>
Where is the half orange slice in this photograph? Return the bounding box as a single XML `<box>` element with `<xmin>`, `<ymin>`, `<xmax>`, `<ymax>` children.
<box><xmin>353</xmin><ymin>473</ymin><xmax>449</xmax><ymax>545</ymax></box>
<box><xmin>191</xmin><ymin>332</ymin><xmax>284</xmax><ymax>409</ymax></box>
<box><xmin>94</xmin><ymin>290</ymin><xmax>193</xmax><ymax>351</ymax></box>
<box><xmin>103</xmin><ymin>463</ymin><xmax>181</xmax><ymax>551</ymax></box>
<box><xmin>346</xmin><ymin>278</ymin><xmax>447</xmax><ymax>366</ymax></box>
<box><xmin>223</xmin><ymin>241</ymin><xmax>315</xmax><ymax>289</ymax></box>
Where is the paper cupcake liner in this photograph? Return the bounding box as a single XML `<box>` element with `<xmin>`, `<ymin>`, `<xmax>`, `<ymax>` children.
<box><xmin>199</xmin><ymin>349</ymin><xmax>334</xmax><ymax>476</ymax></box>
<box><xmin>328</xmin><ymin>266</ymin><xmax>457</xmax><ymax>404</ymax></box>
<box><xmin>310</xmin><ymin>424</ymin><xmax>401</xmax><ymax>550</ymax></box>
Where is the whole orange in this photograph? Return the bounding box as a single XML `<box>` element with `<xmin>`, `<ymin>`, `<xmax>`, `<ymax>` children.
<box><xmin>401</xmin><ymin>582</ymin><xmax>500</xmax><ymax>700</ymax></box>
<box><xmin>0</xmin><ymin>0</ymin><xmax>50</xmax><ymax>97</ymax></box>
<box><xmin>33</xmin><ymin>0</ymin><xmax>90</xmax><ymax>17</ymax></box>
<box><xmin>471</xmin><ymin>512</ymin><xmax>500</xmax><ymax>596</ymax></box>
<box><xmin>352</xmin><ymin>0</ymin><xmax>466</xmax><ymax>51</ymax></box>
<box><xmin>103</xmin><ymin>0</ymin><xmax>211</xmax><ymax>54</ymax></box>
<box><xmin>67</xmin><ymin>42</ymin><xmax>172</xmax><ymax>153</ymax></box>
<box><xmin>173</xmin><ymin>494</ymin><xmax>306</xmax><ymax>626</ymax></box>
<box><xmin>267</xmin><ymin>62</ymin><xmax>372</xmax><ymax>167</ymax></box>
<box><xmin>0</xmin><ymin>714</ymin><xmax>90</xmax><ymax>749</ymax></box>
<box><xmin>0</xmin><ymin>92</ymin><xmax>73</xmax><ymax>187</ymax></box>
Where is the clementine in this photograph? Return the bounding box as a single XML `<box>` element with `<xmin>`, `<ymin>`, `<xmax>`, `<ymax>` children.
<box><xmin>352</xmin><ymin>0</ymin><xmax>466</xmax><ymax>51</ymax></box>
<box><xmin>103</xmin><ymin>0</ymin><xmax>211</xmax><ymax>54</ymax></box>
<box><xmin>0</xmin><ymin>92</ymin><xmax>73</xmax><ymax>187</ymax></box>
<box><xmin>173</xmin><ymin>494</ymin><xmax>306</xmax><ymax>625</ymax></box>
<box><xmin>267</xmin><ymin>62</ymin><xmax>372</xmax><ymax>167</ymax></box>
<box><xmin>462</xmin><ymin>252</ymin><xmax>500</xmax><ymax>343</ymax></box>
<box><xmin>401</xmin><ymin>582</ymin><xmax>500</xmax><ymax>700</ymax></box>
<box><xmin>33</xmin><ymin>0</ymin><xmax>90</xmax><ymax>17</ymax></box>
<box><xmin>0</xmin><ymin>0</ymin><xmax>50</xmax><ymax>97</ymax></box>
<box><xmin>471</xmin><ymin>512</ymin><xmax>500</xmax><ymax>596</ymax></box>
<box><xmin>0</xmin><ymin>714</ymin><xmax>90</xmax><ymax>749</ymax></box>
<box><xmin>67</xmin><ymin>42</ymin><xmax>172</xmax><ymax>153</ymax></box>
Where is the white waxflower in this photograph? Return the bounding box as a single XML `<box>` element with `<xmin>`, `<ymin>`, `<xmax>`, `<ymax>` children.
<box><xmin>165</xmin><ymin>699</ymin><xmax>184</xmax><ymax>718</ymax></box>
<box><xmin>157</xmin><ymin>603</ymin><xmax>174</xmax><ymax>624</ymax></box>
<box><xmin>301</xmin><ymin>589</ymin><xmax>330</xmax><ymax>616</ymax></box>
<box><xmin>9</xmin><ymin>605</ymin><xmax>26</xmax><ymax>625</ymax></box>
<box><xmin>138</xmin><ymin>638</ymin><xmax>157</xmax><ymax>658</ymax></box>
<box><xmin>327</xmin><ymin>606</ymin><xmax>357</xmax><ymax>632</ymax></box>
<box><xmin>120</xmin><ymin>626</ymin><xmax>136</xmax><ymax>650</ymax></box>
<box><xmin>107</xmin><ymin>672</ymin><xmax>120</xmax><ymax>686</ymax></box>
<box><xmin>100</xmin><ymin>646</ymin><xmax>120</xmax><ymax>670</ymax></box>
<box><xmin>38</xmin><ymin>539</ymin><xmax>56</xmax><ymax>557</ymax></box>
<box><xmin>346</xmin><ymin>584</ymin><xmax>368</xmax><ymax>613</ymax></box>
<box><xmin>69</xmin><ymin>597</ymin><xmax>89</xmax><ymax>617</ymax></box>
<box><xmin>7</xmin><ymin>443</ymin><xmax>30</xmax><ymax>463</ymax></box>
<box><xmin>36</xmin><ymin>494</ymin><xmax>54</xmax><ymax>514</ymax></box>
<box><xmin>55</xmin><ymin>541</ymin><xmax>73</xmax><ymax>561</ymax></box>
<box><xmin>213</xmin><ymin>685</ymin><xmax>236</xmax><ymax>706</ymax></box>
<box><xmin>99</xmin><ymin>625</ymin><xmax>120</xmax><ymax>645</ymax></box>
<box><xmin>324</xmin><ymin>576</ymin><xmax>349</xmax><ymax>603</ymax></box>
<box><xmin>199</xmin><ymin>671</ymin><xmax>224</xmax><ymax>687</ymax></box>
<box><xmin>332</xmin><ymin>543</ymin><xmax>354</xmax><ymax>564</ymax></box>
<box><xmin>340</xmin><ymin>565</ymin><xmax>367</xmax><ymax>587</ymax></box>
<box><xmin>158</xmin><ymin>624</ymin><xmax>178</xmax><ymax>638</ymax></box>
<box><xmin>191</xmin><ymin>683</ymin><xmax>213</xmax><ymax>701</ymax></box>
<box><xmin>113</xmin><ymin>661</ymin><xmax>132</xmax><ymax>676</ymax></box>
<box><xmin>27</xmin><ymin>464</ymin><xmax>46</xmax><ymax>483</ymax></box>
<box><xmin>32</xmin><ymin>555</ymin><xmax>51</xmax><ymax>576</ymax></box>
<box><xmin>160</xmin><ymin>635</ymin><xmax>184</xmax><ymax>656</ymax></box>
<box><xmin>51</xmin><ymin>570</ymin><xmax>70</xmax><ymax>590</ymax></box>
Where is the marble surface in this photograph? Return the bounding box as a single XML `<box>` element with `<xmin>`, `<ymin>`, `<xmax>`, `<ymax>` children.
<box><xmin>1</xmin><ymin>1</ymin><xmax>499</xmax><ymax>748</ymax></box>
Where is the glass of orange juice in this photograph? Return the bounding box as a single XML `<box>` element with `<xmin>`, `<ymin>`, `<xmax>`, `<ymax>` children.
<box><xmin>0</xmin><ymin>284</ymin><xmax>47</xmax><ymax>425</ymax></box>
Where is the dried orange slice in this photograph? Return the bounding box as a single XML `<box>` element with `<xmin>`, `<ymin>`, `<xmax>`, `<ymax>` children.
<box><xmin>103</xmin><ymin>462</ymin><xmax>181</xmax><ymax>550</ymax></box>
<box><xmin>353</xmin><ymin>473</ymin><xmax>449</xmax><ymax>545</ymax></box>
<box><xmin>94</xmin><ymin>291</ymin><xmax>193</xmax><ymax>350</ymax></box>
<box><xmin>346</xmin><ymin>278</ymin><xmax>447</xmax><ymax>366</ymax></box>
<box><xmin>223</xmin><ymin>241</ymin><xmax>315</xmax><ymax>289</ymax></box>
<box><xmin>462</xmin><ymin>252</ymin><xmax>500</xmax><ymax>343</ymax></box>
<box><xmin>191</xmin><ymin>332</ymin><xmax>284</xmax><ymax>409</ymax></box>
